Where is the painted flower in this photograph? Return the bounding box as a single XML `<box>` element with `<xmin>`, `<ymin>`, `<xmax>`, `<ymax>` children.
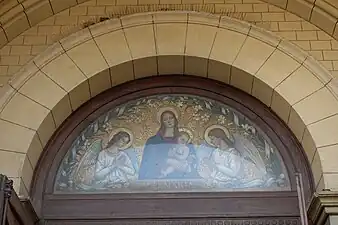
<box><xmin>134</xmin><ymin>117</ymin><xmax>142</xmax><ymax>123</ymax></box>
<box><xmin>241</xmin><ymin>124</ymin><xmax>256</xmax><ymax>134</ymax></box>
<box><xmin>176</xmin><ymin>101</ymin><xmax>184</xmax><ymax>107</ymax></box>
<box><xmin>193</xmin><ymin>105</ymin><xmax>203</xmax><ymax>112</ymax></box>
<box><xmin>217</xmin><ymin>115</ymin><xmax>227</xmax><ymax>124</ymax></box>
<box><xmin>193</xmin><ymin>115</ymin><xmax>200</xmax><ymax>121</ymax></box>
<box><xmin>187</xmin><ymin>123</ymin><xmax>195</xmax><ymax>130</ymax></box>
<box><xmin>201</xmin><ymin>113</ymin><xmax>210</xmax><ymax>122</ymax></box>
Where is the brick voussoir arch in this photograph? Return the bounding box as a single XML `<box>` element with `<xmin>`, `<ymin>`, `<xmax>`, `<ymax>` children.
<box><xmin>0</xmin><ymin>0</ymin><xmax>338</xmax><ymax>49</ymax></box>
<box><xmin>0</xmin><ymin>11</ymin><xmax>337</xmax><ymax>198</ymax></box>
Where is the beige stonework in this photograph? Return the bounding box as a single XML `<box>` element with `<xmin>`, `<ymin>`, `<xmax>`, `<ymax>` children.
<box><xmin>0</xmin><ymin>0</ymin><xmax>338</xmax><ymax>208</ymax></box>
<box><xmin>0</xmin><ymin>0</ymin><xmax>338</xmax><ymax>86</ymax></box>
<box><xmin>0</xmin><ymin>11</ymin><xmax>336</xmax><ymax>200</ymax></box>
<box><xmin>0</xmin><ymin>0</ymin><xmax>336</xmax><ymax>48</ymax></box>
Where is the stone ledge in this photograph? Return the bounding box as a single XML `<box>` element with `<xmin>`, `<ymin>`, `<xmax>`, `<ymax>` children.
<box><xmin>308</xmin><ymin>191</ymin><xmax>338</xmax><ymax>225</ymax></box>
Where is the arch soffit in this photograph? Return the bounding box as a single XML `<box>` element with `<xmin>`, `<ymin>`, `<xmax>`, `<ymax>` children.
<box><xmin>0</xmin><ymin>11</ymin><xmax>337</xmax><ymax>197</ymax></box>
<box><xmin>0</xmin><ymin>0</ymin><xmax>337</xmax><ymax>49</ymax></box>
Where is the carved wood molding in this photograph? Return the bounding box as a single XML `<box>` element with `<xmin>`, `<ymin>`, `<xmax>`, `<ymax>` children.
<box><xmin>0</xmin><ymin>175</ymin><xmax>13</xmax><ymax>225</ymax></box>
<box><xmin>0</xmin><ymin>175</ymin><xmax>38</xmax><ymax>225</ymax></box>
<box><xmin>308</xmin><ymin>191</ymin><xmax>338</xmax><ymax>225</ymax></box>
<box><xmin>46</xmin><ymin>217</ymin><xmax>301</xmax><ymax>225</ymax></box>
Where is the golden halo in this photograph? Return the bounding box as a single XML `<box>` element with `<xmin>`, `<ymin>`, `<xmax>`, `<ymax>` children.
<box><xmin>178</xmin><ymin>127</ymin><xmax>194</xmax><ymax>143</ymax></box>
<box><xmin>106</xmin><ymin>127</ymin><xmax>134</xmax><ymax>150</ymax></box>
<box><xmin>157</xmin><ymin>106</ymin><xmax>180</xmax><ymax>123</ymax></box>
<box><xmin>204</xmin><ymin>124</ymin><xmax>234</xmax><ymax>147</ymax></box>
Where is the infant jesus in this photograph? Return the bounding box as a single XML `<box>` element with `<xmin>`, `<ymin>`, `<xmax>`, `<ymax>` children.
<box><xmin>160</xmin><ymin>131</ymin><xmax>193</xmax><ymax>178</ymax></box>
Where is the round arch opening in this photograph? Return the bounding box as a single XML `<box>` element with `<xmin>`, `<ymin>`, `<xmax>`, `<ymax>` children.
<box><xmin>31</xmin><ymin>75</ymin><xmax>314</xmax><ymax>224</ymax></box>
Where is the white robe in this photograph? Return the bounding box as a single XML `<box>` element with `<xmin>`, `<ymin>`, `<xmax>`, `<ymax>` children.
<box><xmin>95</xmin><ymin>150</ymin><xmax>136</xmax><ymax>188</ymax></box>
<box><xmin>200</xmin><ymin>147</ymin><xmax>266</xmax><ymax>188</ymax></box>
<box><xmin>210</xmin><ymin>148</ymin><xmax>242</xmax><ymax>184</ymax></box>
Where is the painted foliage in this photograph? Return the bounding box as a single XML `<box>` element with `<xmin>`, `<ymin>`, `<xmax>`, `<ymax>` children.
<box><xmin>55</xmin><ymin>95</ymin><xmax>290</xmax><ymax>193</ymax></box>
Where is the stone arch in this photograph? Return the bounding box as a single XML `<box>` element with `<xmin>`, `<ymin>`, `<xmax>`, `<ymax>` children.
<box><xmin>0</xmin><ymin>11</ymin><xmax>337</xmax><ymax>198</ymax></box>
<box><xmin>0</xmin><ymin>0</ymin><xmax>337</xmax><ymax>49</ymax></box>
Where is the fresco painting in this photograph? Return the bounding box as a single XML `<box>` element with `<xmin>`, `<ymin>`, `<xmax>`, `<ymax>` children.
<box><xmin>55</xmin><ymin>95</ymin><xmax>290</xmax><ymax>193</ymax></box>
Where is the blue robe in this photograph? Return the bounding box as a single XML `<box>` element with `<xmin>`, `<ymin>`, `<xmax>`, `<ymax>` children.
<box><xmin>138</xmin><ymin>134</ymin><xmax>199</xmax><ymax>180</ymax></box>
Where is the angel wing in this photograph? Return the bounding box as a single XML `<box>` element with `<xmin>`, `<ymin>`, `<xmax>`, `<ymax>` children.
<box><xmin>232</xmin><ymin>133</ymin><xmax>267</xmax><ymax>175</ymax></box>
<box><xmin>73</xmin><ymin>139</ymin><xmax>103</xmax><ymax>188</ymax></box>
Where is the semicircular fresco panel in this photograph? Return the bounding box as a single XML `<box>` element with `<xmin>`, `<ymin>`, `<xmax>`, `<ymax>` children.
<box><xmin>55</xmin><ymin>94</ymin><xmax>290</xmax><ymax>193</ymax></box>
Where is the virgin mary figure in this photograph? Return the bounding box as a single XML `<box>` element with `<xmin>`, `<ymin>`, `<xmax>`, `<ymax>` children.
<box><xmin>138</xmin><ymin>108</ymin><xmax>198</xmax><ymax>180</ymax></box>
